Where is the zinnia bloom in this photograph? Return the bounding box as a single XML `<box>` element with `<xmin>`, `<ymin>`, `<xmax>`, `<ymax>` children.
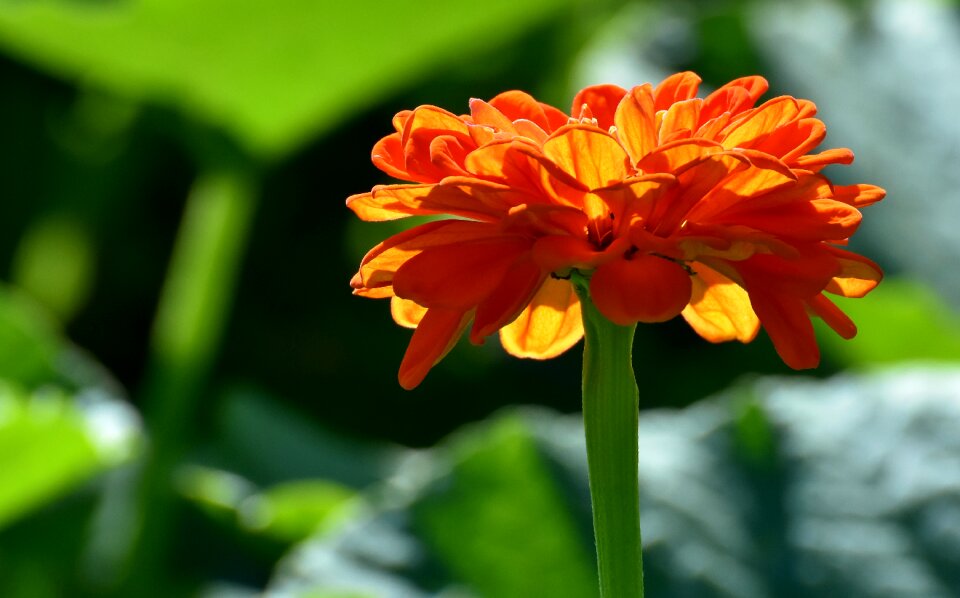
<box><xmin>348</xmin><ymin>72</ymin><xmax>884</xmax><ymax>389</ymax></box>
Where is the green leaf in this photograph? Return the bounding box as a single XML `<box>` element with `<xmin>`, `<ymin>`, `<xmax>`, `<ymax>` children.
<box><xmin>0</xmin><ymin>383</ymin><xmax>139</xmax><ymax>529</ymax></box>
<box><xmin>0</xmin><ymin>0</ymin><xmax>574</xmax><ymax>158</ymax></box>
<box><xmin>414</xmin><ymin>416</ymin><xmax>599</xmax><ymax>598</ymax></box>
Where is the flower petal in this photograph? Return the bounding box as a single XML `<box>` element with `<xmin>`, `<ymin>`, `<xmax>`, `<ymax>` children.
<box><xmin>659</xmin><ymin>98</ymin><xmax>702</xmax><ymax>142</ymax></box>
<box><xmin>832</xmin><ymin>183</ymin><xmax>886</xmax><ymax>208</ymax></box>
<box><xmin>823</xmin><ymin>246</ymin><xmax>883</xmax><ymax>298</ymax></box>
<box><xmin>392</xmin><ymin>237</ymin><xmax>531</xmax><ymax>309</ymax></box>
<box><xmin>614</xmin><ymin>84</ymin><xmax>657</xmax><ymax>164</ymax></box>
<box><xmin>807</xmin><ymin>293</ymin><xmax>857</xmax><ymax>339</ymax></box>
<box><xmin>391</xmin><ymin>296</ymin><xmax>427</xmax><ymax>329</ymax></box>
<box><xmin>398</xmin><ymin>307</ymin><xmax>471</xmax><ymax>389</ymax></box>
<box><xmin>792</xmin><ymin>148</ymin><xmax>855</xmax><ymax>171</ymax></box>
<box><xmin>371</xmin><ymin>133</ymin><xmax>409</xmax><ymax>180</ymax></box>
<box><xmin>542</xmin><ymin>124</ymin><xmax>631</xmax><ymax>190</ymax></box>
<box><xmin>499</xmin><ymin>277</ymin><xmax>583</xmax><ymax>359</ymax></box>
<box><xmin>720</xmin><ymin>96</ymin><xmax>802</xmax><ymax>149</ymax></box>
<box><xmin>469</xmin><ymin>98</ymin><xmax>518</xmax><ymax>134</ymax></box>
<box><xmin>470</xmin><ymin>257</ymin><xmax>546</xmax><ymax>343</ymax></box>
<box><xmin>571</xmin><ymin>84</ymin><xmax>628</xmax><ymax>130</ymax></box>
<box><xmin>590</xmin><ymin>254</ymin><xmax>693</xmax><ymax>325</ymax></box>
<box><xmin>750</xmin><ymin>291</ymin><xmax>820</xmax><ymax>369</ymax></box>
<box><xmin>681</xmin><ymin>263</ymin><xmax>759</xmax><ymax>342</ymax></box>
<box><xmin>356</xmin><ymin>220</ymin><xmax>499</xmax><ymax>290</ymax></box>
<box><xmin>654</xmin><ymin>71</ymin><xmax>702</xmax><ymax>110</ymax></box>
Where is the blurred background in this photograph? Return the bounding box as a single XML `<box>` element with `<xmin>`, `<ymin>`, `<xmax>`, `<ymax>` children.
<box><xmin>1</xmin><ymin>0</ymin><xmax>960</xmax><ymax>596</ymax></box>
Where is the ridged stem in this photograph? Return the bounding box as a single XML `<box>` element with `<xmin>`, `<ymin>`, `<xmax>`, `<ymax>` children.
<box><xmin>572</xmin><ymin>273</ymin><xmax>644</xmax><ymax>598</ymax></box>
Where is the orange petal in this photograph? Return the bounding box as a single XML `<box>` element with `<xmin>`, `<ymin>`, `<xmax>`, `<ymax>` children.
<box><xmin>700</xmin><ymin>86</ymin><xmax>753</xmax><ymax>123</ymax></box>
<box><xmin>499</xmin><ymin>277</ymin><xmax>583</xmax><ymax>359</ymax></box>
<box><xmin>654</xmin><ymin>71</ymin><xmax>702</xmax><ymax>110</ymax></box>
<box><xmin>531</xmin><ymin>235</ymin><xmax>631</xmax><ymax>273</ymax></box>
<box><xmin>392</xmin><ymin>237</ymin><xmax>531</xmax><ymax>309</ymax></box>
<box><xmin>371</xmin><ymin>133</ymin><xmax>410</xmax><ymax>180</ymax></box>
<box><xmin>590</xmin><ymin>255</ymin><xmax>693</xmax><ymax>325</ymax></box>
<box><xmin>688</xmin><ymin>169</ymin><xmax>825</xmax><ymax>223</ymax></box>
<box><xmin>469</xmin><ymin>98</ymin><xmax>518</xmax><ymax>134</ymax></box>
<box><xmin>488</xmin><ymin>90</ymin><xmax>556</xmax><ymax>131</ymax></box>
<box><xmin>806</xmin><ymin>294</ymin><xmax>856</xmax><ymax>339</ymax></box>
<box><xmin>659</xmin><ymin>98</ymin><xmax>702</xmax><ymax>142</ymax></box>
<box><xmin>681</xmin><ymin>262</ymin><xmax>759</xmax><ymax>343</ymax></box>
<box><xmin>614</xmin><ymin>84</ymin><xmax>657</xmax><ymax>164</ymax></box>
<box><xmin>542</xmin><ymin>124</ymin><xmax>631</xmax><ymax>190</ymax></box>
<box><xmin>711</xmin><ymin>198</ymin><xmax>862</xmax><ymax>242</ymax></box>
<box><xmin>832</xmin><ymin>183</ymin><xmax>886</xmax><ymax>208</ymax></box>
<box><xmin>635</xmin><ymin>138</ymin><xmax>725</xmax><ymax>174</ymax></box>
<box><xmin>718</xmin><ymin>75</ymin><xmax>769</xmax><ymax>105</ymax></box>
<box><xmin>791</xmin><ymin>148</ymin><xmax>854</xmax><ymax>171</ymax></box>
<box><xmin>470</xmin><ymin>257</ymin><xmax>546</xmax><ymax>343</ymax></box>
<box><xmin>401</xmin><ymin>105</ymin><xmax>470</xmax><ymax>146</ymax></box>
<box><xmin>391</xmin><ymin>296</ymin><xmax>427</xmax><ymax>329</ymax></box>
<box><xmin>720</xmin><ymin>96</ymin><xmax>802</xmax><ymax>149</ymax></box>
<box><xmin>398</xmin><ymin>307</ymin><xmax>471</xmax><ymax>389</ymax></box>
<box><xmin>358</xmin><ymin>220</ymin><xmax>499</xmax><ymax>290</ymax></box>
<box><xmin>752</xmin><ymin>118</ymin><xmax>826</xmax><ymax>162</ymax></box>
<box><xmin>571</xmin><ymin>84</ymin><xmax>628</xmax><ymax>130</ymax></box>
<box><xmin>823</xmin><ymin>246</ymin><xmax>883</xmax><ymax>298</ymax></box>
<box><xmin>649</xmin><ymin>152</ymin><xmax>749</xmax><ymax>236</ymax></box>
<box><xmin>750</xmin><ymin>291</ymin><xmax>819</xmax><ymax>369</ymax></box>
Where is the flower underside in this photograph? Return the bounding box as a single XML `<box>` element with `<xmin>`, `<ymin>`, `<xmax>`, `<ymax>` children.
<box><xmin>347</xmin><ymin>72</ymin><xmax>884</xmax><ymax>389</ymax></box>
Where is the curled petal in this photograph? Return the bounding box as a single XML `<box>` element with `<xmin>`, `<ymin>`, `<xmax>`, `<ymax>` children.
<box><xmin>720</xmin><ymin>96</ymin><xmax>803</xmax><ymax>149</ymax></box>
<box><xmin>654</xmin><ymin>71</ymin><xmax>702</xmax><ymax>110</ymax></box>
<box><xmin>391</xmin><ymin>296</ymin><xmax>427</xmax><ymax>329</ymax></box>
<box><xmin>488</xmin><ymin>90</ymin><xmax>564</xmax><ymax>131</ymax></box>
<box><xmin>792</xmin><ymin>148</ymin><xmax>854</xmax><ymax>171</ymax></box>
<box><xmin>832</xmin><ymin>183</ymin><xmax>886</xmax><ymax>208</ymax></box>
<box><xmin>824</xmin><ymin>246</ymin><xmax>883</xmax><ymax>298</ymax></box>
<box><xmin>398</xmin><ymin>307</ymin><xmax>472</xmax><ymax>389</ymax></box>
<box><xmin>717</xmin><ymin>75</ymin><xmax>769</xmax><ymax>105</ymax></box>
<box><xmin>590</xmin><ymin>255</ymin><xmax>693</xmax><ymax>325</ymax></box>
<box><xmin>371</xmin><ymin>133</ymin><xmax>409</xmax><ymax>180</ymax></box>
<box><xmin>469</xmin><ymin>98</ymin><xmax>518</xmax><ymax>134</ymax></box>
<box><xmin>681</xmin><ymin>263</ymin><xmax>760</xmax><ymax>343</ymax></box>
<box><xmin>752</xmin><ymin>118</ymin><xmax>826</xmax><ymax>162</ymax></box>
<box><xmin>499</xmin><ymin>277</ymin><xmax>583</xmax><ymax>359</ymax></box>
<box><xmin>635</xmin><ymin>138</ymin><xmax>725</xmax><ymax>174</ymax></box>
<box><xmin>659</xmin><ymin>98</ymin><xmax>702</xmax><ymax>142</ymax></box>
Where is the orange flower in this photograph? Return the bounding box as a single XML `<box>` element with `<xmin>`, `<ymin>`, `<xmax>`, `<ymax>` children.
<box><xmin>348</xmin><ymin>72</ymin><xmax>884</xmax><ymax>389</ymax></box>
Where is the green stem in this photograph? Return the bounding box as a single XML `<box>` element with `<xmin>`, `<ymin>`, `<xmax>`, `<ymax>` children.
<box><xmin>572</xmin><ymin>273</ymin><xmax>644</xmax><ymax>598</ymax></box>
<box><xmin>118</xmin><ymin>166</ymin><xmax>258</xmax><ymax>594</ymax></box>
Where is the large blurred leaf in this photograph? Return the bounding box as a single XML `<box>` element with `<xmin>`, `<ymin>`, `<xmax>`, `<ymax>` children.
<box><xmin>265</xmin><ymin>367</ymin><xmax>960</xmax><ymax>597</ymax></box>
<box><xmin>0</xmin><ymin>0</ymin><xmax>574</xmax><ymax>158</ymax></box>
<box><xmin>0</xmin><ymin>286</ymin><xmax>139</xmax><ymax>530</ymax></box>
<box><xmin>0</xmin><ymin>383</ymin><xmax>139</xmax><ymax>529</ymax></box>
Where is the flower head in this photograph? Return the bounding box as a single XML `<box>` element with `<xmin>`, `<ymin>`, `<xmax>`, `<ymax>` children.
<box><xmin>348</xmin><ymin>72</ymin><xmax>884</xmax><ymax>389</ymax></box>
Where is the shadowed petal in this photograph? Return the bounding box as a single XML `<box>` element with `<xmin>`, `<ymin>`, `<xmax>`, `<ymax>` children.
<box><xmin>398</xmin><ymin>307</ymin><xmax>472</xmax><ymax>390</ymax></box>
<box><xmin>750</xmin><ymin>290</ymin><xmax>820</xmax><ymax>369</ymax></box>
<box><xmin>590</xmin><ymin>255</ymin><xmax>693</xmax><ymax>325</ymax></box>
<box><xmin>824</xmin><ymin>247</ymin><xmax>883</xmax><ymax>298</ymax></box>
<box><xmin>392</xmin><ymin>237</ymin><xmax>531</xmax><ymax>309</ymax></box>
<box><xmin>470</xmin><ymin>257</ymin><xmax>546</xmax><ymax>343</ymax></box>
<box><xmin>832</xmin><ymin>183</ymin><xmax>886</xmax><ymax>208</ymax></box>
